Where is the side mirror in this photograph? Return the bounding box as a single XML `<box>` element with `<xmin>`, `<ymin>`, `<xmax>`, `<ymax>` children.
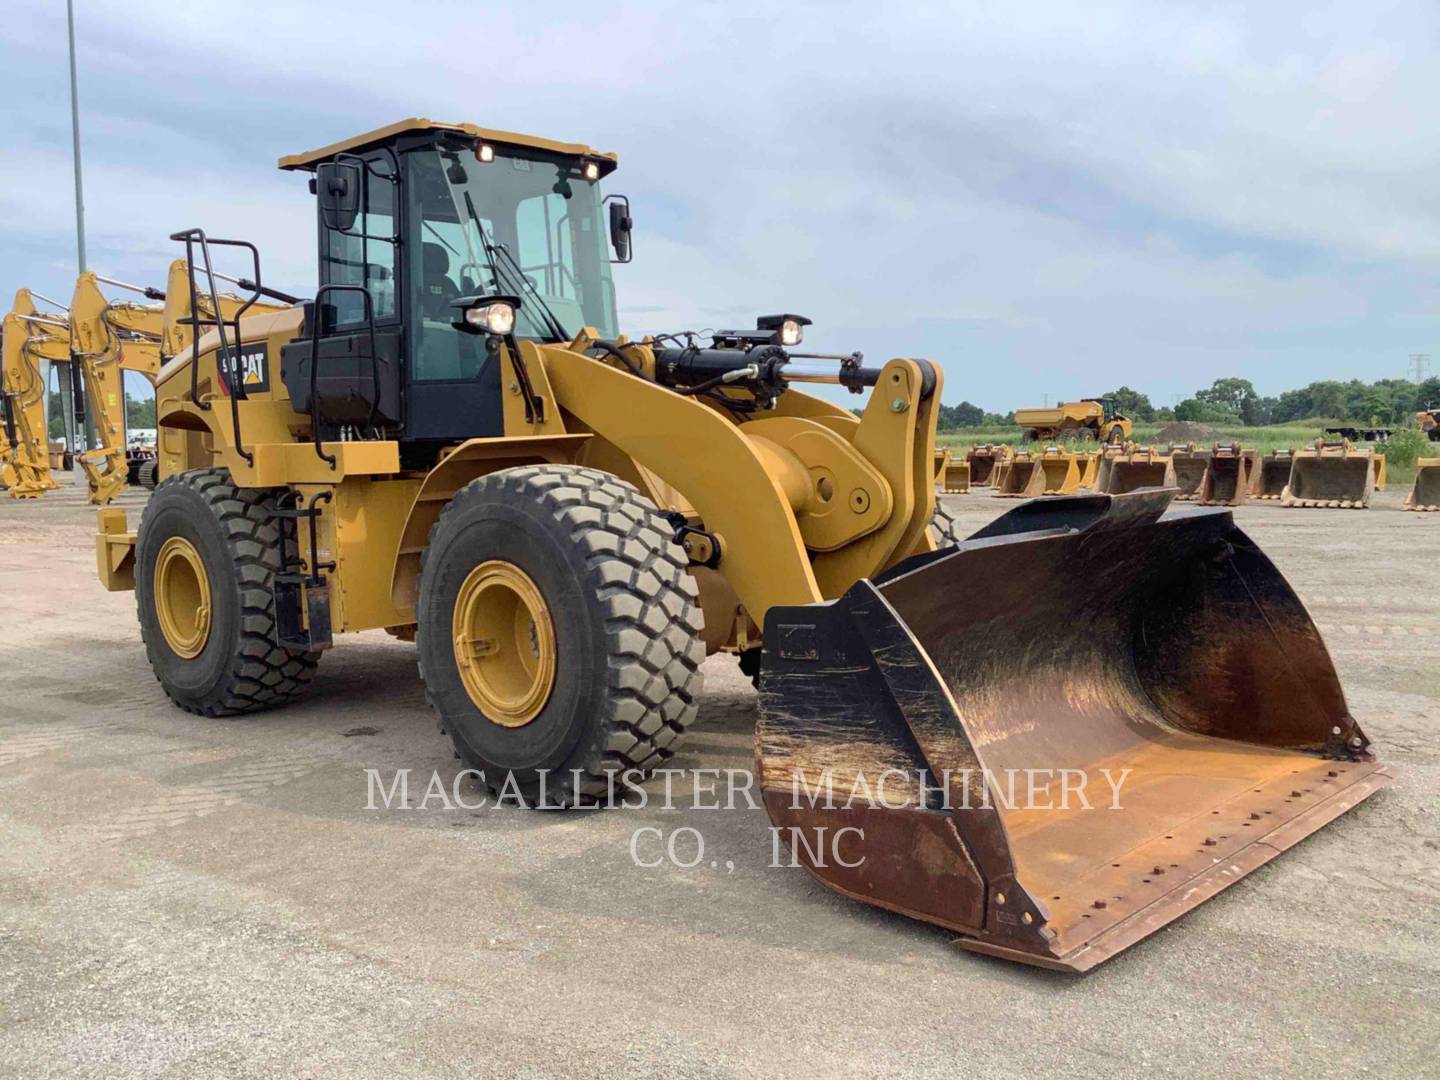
<box><xmin>316</xmin><ymin>161</ymin><xmax>361</xmax><ymax>232</ymax></box>
<box><xmin>606</xmin><ymin>195</ymin><xmax>633</xmax><ymax>264</ymax></box>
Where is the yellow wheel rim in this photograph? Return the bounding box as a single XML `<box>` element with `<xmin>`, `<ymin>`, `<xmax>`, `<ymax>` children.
<box><xmin>452</xmin><ymin>560</ymin><xmax>556</xmax><ymax>727</ymax></box>
<box><xmin>154</xmin><ymin>536</ymin><xmax>212</xmax><ymax>659</ymax></box>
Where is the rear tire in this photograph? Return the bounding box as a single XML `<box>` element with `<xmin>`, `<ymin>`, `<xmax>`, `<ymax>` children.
<box><xmin>138</xmin><ymin>459</ymin><xmax>158</xmax><ymax>489</ymax></box>
<box><xmin>135</xmin><ymin>469</ymin><xmax>319</xmax><ymax>716</ymax></box>
<box><xmin>416</xmin><ymin>465</ymin><xmax>705</xmax><ymax>806</ymax></box>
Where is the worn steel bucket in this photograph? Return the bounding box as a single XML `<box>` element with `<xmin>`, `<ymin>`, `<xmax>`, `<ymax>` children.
<box><xmin>1198</xmin><ymin>445</ymin><xmax>1255</xmax><ymax>506</ymax></box>
<box><xmin>1170</xmin><ymin>445</ymin><xmax>1210</xmax><ymax>500</ymax></box>
<box><xmin>1104</xmin><ymin>449</ymin><xmax>1174</xmax><ymax>495</ymax></box>
<box><xmin>756</xmin><ymin>491</ymin><xmax>1391</xmax><ymax>972</ymax></box>
<box><xmin>1405</xmin><ymin>459</ymin><xmax>1440</xmax><ymax>511</ymax></box>
<box><xmin>1282</xmin><ymin>442</ymin><xmax>1376</xmax><ymax>508</ymax></box>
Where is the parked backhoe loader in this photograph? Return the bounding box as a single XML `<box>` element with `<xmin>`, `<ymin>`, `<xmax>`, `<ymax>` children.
<box><xmin>2</xmin><ymin>292</ymin><xmax>72</xmax><ymax>498</ymax></box>
<box><xmin>1281</xmin><ymin>440</ymin><xmax>1378</xmax><ymax>509</ymax></box>
<box><xmin>94</xmin><ymin>119</ymin><xmax>1390</xmax><ymax>972</ymax></box>
<box><xmin>1406</xmin><ymin>459</ymin><xmax>1440</xmax><ymax>511</ymax></box>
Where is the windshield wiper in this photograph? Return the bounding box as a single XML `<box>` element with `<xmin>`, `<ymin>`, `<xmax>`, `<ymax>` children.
<box><xmin>461</xmin><ymin>192</ymin><xmax>570</xmax><ymax>343</ymax></box>
<box><xmin>492</xmin><ymin>240</ymin><xmax>570</xmax><ymax>343</ymax></box>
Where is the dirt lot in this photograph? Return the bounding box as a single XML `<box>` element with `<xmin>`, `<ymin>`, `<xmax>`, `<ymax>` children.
<box><xmin>2</xmin><ymin>473</ymin><xmax>1437</xmax><ymax>1077</ymax></box>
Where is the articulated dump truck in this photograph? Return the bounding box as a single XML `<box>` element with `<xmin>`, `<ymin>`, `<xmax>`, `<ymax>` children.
<box><xmin>1013</xmin><ymin>397</ymin><xmax>1131</xmax><ymax>443</ymax></box>
<box><xmin>94</xmin><ymin>119</ymin><xmax>1391</xmax><ymax>972</ymax></box>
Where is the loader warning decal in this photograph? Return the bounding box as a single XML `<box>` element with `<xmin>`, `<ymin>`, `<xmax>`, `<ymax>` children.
<box><xmin>218</xmin><ymin>342</ymin><xmax>270</xmax><ymax>395</ymax></box>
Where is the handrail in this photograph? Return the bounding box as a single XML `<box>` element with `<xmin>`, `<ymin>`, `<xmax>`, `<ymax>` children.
<box><xmin>168</xmin><ymin>229</ymin><xmax>269</xmax><ymax>465</ymax></box>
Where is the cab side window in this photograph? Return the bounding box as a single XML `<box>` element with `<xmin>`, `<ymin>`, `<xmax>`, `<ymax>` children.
<box><xmin>320</xmin><ymin>155</ymin><xmax>399</xmax><ymax>327</ymax></box>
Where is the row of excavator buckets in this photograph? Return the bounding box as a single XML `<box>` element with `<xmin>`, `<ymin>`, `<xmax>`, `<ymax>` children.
<box><xmin>942</xmin><ymin>439</ymin><xmax>1427</xmax><ymax>509</ymax></box>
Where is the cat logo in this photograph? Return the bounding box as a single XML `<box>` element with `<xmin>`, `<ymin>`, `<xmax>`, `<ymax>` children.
<box><xmin>219</xmin><ymin>342</ymin><xmax>270</xmax><ymax>395</ymax></box>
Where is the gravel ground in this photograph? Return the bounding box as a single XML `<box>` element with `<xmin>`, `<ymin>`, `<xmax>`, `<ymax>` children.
<box><xmin>1</xmin><ymin>472</ymin><xmax>1437</xmax><ymax>1078</ymax></box>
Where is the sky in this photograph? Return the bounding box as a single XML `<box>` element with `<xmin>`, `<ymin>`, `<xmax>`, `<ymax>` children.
<box><xmin>2</xmin><ymin>0</ymin><xmax>1437</xmax><ymax>413</ymax></box>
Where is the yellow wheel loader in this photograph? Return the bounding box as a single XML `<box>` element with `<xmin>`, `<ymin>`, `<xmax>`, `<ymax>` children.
<box><xmin>95</xmin><ymin>119</ymin><xmax>1390</xmax><ymax>972</ymax></box>
<box><xmin>2</xmin><ymin>291</ymin><xmax>72</xmax><ymax>498</ymax></box>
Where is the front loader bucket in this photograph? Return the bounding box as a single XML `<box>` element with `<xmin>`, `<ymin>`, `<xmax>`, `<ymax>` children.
<box><xmin>1076</xmin><ymin>452</ymin><xmax>1100</xmax><ymax>489</ymax></box>
<box><xmin>1197</xmin><ymin>446</ymin><xmax>1253</xmax><ymax>506</ymax></box>
<box><xmin>1169</xmin><ymin>446</ymin><xmax>1209</xmax><ymax>500</ymax></box>
<box><xmin>756</xmin><ymin>491</ymin><xmax>1391</xmax><ymax>972</ymax></box>
<box><xmin>966</xmin><ymin>445</ymin><xmax>1007</xmax><ymax>487</ymax></box>
<box><xmin>994</xmin><ymin>454</ymin><xmax>1045</xmax><ymax>498</ymax></box>
<box><xmin>1255</xmin><ymin>451</ymin><xmax>1292</xmax><ymax>499</ymax></box>
<box><xmin>1038</xmin><ymin>450</ymin><xmax>1081</xmax><ymax>495</ymax></box>
<box><xmin>1282</xmin><ymin>442</ymin><xmax>1376</xmax><ymax>509</ymax></box>
<box><xmin>943</xmin><ymin>460</ymin><xmax>971</xmax><ymax>494</ymax></box>
<box><xmin>1094</xmin><ymin>447</ymin><xmax>1128</xmax><ymax>493</ymax></box>
<box><xmin>1405</xmin><ymin>458</ymin><xmax>1440</xmax><ymax>511</ymax></box>
<box><xmin>1104</xmin><ymin>450</ymin><xmax>1174</xmax><ymax>494</ymax></box>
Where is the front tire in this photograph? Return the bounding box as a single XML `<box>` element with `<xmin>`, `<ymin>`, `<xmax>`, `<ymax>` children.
<box><xmin>416</xmin><ymin>466</ymin><xmax>705</xmax><ymax>806</ymax></box>
<box><xmin>135</xmin><ymin>469</ymin><xmax>319</xmax><ymax>716</ymax></box>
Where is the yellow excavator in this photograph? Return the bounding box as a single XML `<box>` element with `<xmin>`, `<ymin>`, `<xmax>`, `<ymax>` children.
<box><xmin>67</xmin><ymin>272</ymin><xmax>166</xmax><ymax>503</ymax></box>
<box><xmin>66</xmin><ymin>264</ymin><xmax>291</xmax><ymax>504</ymax></box>
<box><xmin>94</xmin><ymin>119</ymin><xmax>1391</xmax><ymax>972</ymax></box>
<box><xmin>2</xmin><ymin>290</ymin><xmax>72</xmax><ymax>498</ymax></box>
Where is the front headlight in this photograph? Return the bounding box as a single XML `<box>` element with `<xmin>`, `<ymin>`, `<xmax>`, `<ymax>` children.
<box><xmin>757</xmin><ymin>313</ymin><xmax>812</xmax><ymax>348</ymax></box>
<box><xmin>457</xmin><ymin>297</ymin><xmax>519</xmax><ymax>335</ymax></box>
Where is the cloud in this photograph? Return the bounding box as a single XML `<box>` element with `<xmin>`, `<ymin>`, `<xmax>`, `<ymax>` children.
<box><xmin>2</xmin><ymin>0</ymin><xmax>1437</xmax><ymax>411</ymax></box>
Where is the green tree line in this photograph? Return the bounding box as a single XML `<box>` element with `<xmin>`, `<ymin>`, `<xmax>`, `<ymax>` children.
<box><xmin>938</xmin><ymin>376</ymin><xmax>1440</xmax><ymax>431</ymax></box>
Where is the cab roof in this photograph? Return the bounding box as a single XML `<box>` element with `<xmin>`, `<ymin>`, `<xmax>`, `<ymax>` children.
<box><xmin>277</xmin><ymin>117</ymin><xmax>618</xmax><ymax>173</ymax></box>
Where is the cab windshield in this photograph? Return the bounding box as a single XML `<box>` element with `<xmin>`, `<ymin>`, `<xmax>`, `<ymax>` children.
<box><xmin>409</xmin><ymin>145</ymin><xmax>618</xmax><ymax>358</ymax></box>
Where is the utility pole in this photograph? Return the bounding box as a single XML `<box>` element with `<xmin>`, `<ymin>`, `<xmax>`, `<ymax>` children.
<box><xmin>58</xmin><ymin>0</ymin><xmax>89</xmax><ymax>463</ymax></box>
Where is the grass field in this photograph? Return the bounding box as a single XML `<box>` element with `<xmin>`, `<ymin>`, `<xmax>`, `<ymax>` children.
<box><xmin>937</xmin><ymin>421</ymin><xmax>1425</xmax><ymax>485</ymax></box>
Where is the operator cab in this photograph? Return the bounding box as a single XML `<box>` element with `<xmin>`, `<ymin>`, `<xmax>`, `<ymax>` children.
<box><xmin>274</xmin><ymin>119</ymin><xmax>631</xmax><ymax>458</ymax></box>
<box><xmin>1085</xmin><ymin>396</ymin><xmax>1121</xmax><ymax>421</ymax></box>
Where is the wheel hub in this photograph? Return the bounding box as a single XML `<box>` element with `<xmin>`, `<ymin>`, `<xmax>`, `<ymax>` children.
<box><xmin>154</xmin><ymin>536</ymin><xmax>212</xmax><ymax>659</ymax></box>
<box><xmin>452</xmin><ymin>560</ymin><xmax>556</xmax><ymax>727</ymax></box>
